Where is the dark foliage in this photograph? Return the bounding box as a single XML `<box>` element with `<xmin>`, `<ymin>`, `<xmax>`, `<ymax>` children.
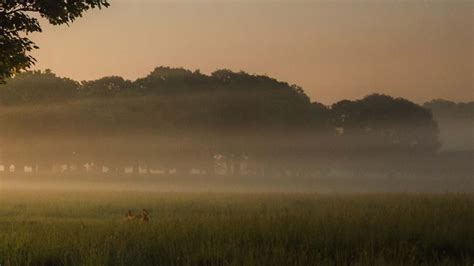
<box><xmin>0</xmin><ymin>70</ymin><xmax>79</xmax><ymax>104</ymax></box>
<box><xmin>0</xmin><ymin>0</ymin><xmax>109</xmax><ymax>83</ymax></box>
<box><xmin>332</xmin><ymin>94</ymin><xmax>440</xmax><ymax>153</ymax></box>
<box><xmin>0</xmin><ymin>68</ymin><xmax>442</xmax><ymax>176</ymax></box>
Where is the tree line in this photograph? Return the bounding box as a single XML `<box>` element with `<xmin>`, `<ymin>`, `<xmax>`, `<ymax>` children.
<box><xmin>0</xmin><ymin>68</ymin><xmax>471</xmax><ymax>177</ymax></box>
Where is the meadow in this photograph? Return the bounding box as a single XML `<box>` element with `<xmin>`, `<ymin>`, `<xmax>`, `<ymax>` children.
<box><xmin>0</xmin><ymin>189</ymin><xmax>472</xmax><ymax>266</ymax></box>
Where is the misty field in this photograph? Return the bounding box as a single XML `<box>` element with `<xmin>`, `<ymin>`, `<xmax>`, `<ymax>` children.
<box><xmin>0</xmin><ymin>191</ymin><xmax>472</xmax><ymax>266</ymax></box>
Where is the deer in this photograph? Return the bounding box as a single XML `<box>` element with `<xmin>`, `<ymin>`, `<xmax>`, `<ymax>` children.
<box><xmin>125</xmin><ymin>209</ymin><xmax>150</xmax><ymax>223</ymax></box>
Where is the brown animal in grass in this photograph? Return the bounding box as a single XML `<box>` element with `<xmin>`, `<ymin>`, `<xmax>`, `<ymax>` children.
<box><xmin>125</xmin><ymin>209</ymin><xmax>150</xmax><ymax>223</ymax></box>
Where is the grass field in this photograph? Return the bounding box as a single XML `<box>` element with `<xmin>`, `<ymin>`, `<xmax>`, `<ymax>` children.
<box><xmin>0</xmin><ymin>190</ymin><xmax>472</xmax><ymax>266</ymax></box>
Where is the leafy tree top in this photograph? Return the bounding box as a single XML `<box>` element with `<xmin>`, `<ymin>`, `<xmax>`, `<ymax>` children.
<box><xmin>0</xmin><ymin>67</ymin><xmax>314</xmax><ymax>104</ymax></box>
<box><xmin>0</xmin><ymin>0</ymin><xmax>109</xmax><ymax>83</ymax></box>
<box><xmin>0</xmin><ymin>69</ymin><xmax>79</xmax><ymax>104</ymax></box>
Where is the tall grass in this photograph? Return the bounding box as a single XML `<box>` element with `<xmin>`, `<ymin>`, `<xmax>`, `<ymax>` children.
<box><xmin>0</xmin><ymin>191</ymin><xmax>472</xmax><ymax>265</ymax></box>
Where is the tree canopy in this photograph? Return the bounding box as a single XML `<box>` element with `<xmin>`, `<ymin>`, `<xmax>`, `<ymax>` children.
<box><xmin>0</xmin><ymin>0</ymin><xmax>109</xmax><ymax>83</ymax></box>
<box><xmin>332</xmin><ymin>94</ymin><xmax>440</xmax><ymax>153</ymax></box>
<box><xmin>0</xmin><ymin>68</ymin><xmax>443</xmax><ymax>176</ymax></box>
<box><xmin>0</xmin><ymin>70</ymin><xmax>79</xmax><ymax>104</ymax></box>
<box><xmin>0</xmin><ymin>68</ymin><xmax>439</xmax><ymax>144</ymax></box>
<box><xmin>0</xmin><ymin>68</ymin><xmax>325</xmax><ymax>134</ymax></box>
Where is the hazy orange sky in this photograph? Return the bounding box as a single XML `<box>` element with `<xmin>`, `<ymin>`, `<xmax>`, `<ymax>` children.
<box><xmin>31</xmin><ymin>0</ymin><xmax>473</xmax><ymax>104</ymax></box>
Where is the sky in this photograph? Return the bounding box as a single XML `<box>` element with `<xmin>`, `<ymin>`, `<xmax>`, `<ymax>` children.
<box><xmin>30</xmin><ymin>0</ymin><xmax>473</xmax><ymax>104</ymax></box>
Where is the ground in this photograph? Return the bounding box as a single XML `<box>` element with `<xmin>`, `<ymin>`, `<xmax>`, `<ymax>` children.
<box><xmin>0</xmin><ymin>184</ymin><xmax>472</xmax><ymax>265</ymax></box>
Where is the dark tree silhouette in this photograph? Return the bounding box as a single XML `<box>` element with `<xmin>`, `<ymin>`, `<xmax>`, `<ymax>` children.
<box><xmin>0</xmin><ymin>0</ymin><xmax>109</xmax><ymax>83</ymax></box>
<box><xmin>80</xmin><ymin>76</ymin><xmax>133</xmax><ymax>98</ymax></box>
<box><xmin>424</xmin><ymin>99</ymin><xmax>474</xmax><ymax>120</ymax></box>
<box><xmin>0</xmin><ymin>70</ymin><xmax>79</xmax><ymax>104</ymax></box>
<box><xmin>0</xmin><ymin>68</ymin><xmax>446</xmax><ymax>177</ymax></box>
<box><xmin>332</xmin><ymin>94</ymin><xmax>440</xmax><ymax>154</ymax></box>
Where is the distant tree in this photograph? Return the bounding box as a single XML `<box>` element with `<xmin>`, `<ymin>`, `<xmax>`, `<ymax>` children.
<box><xmin>0</xmin><ymin>0</ymin><xmax>109</xmax><ymax>83</ymax></box>
<box><xmin>332</xmin><ymin>94</ymin><xmax>440</xmax><ymax>153</ymax></box>
<box><xmin>2</xmin><ymin>67</ymin><xmax>446</xmax><ymax>176</ymax></box>
<box><xmin>0</xmin><ymin>67</ymin><xmax>333</xmax><ymax>176</ymax></box>
<box><xmin>0</xmin><ymin>70</ymin><xmax>79</xmax><ymax>104</ymax></box>
<box><xmin>310</xmin><ymin>101</ymin><xmax>331</xmax><ymax>129</ymax></box>
<box><xmin>134</xmin><ymin>67</ymin><xmax>211</xmax><ymax>94</ymax></box>
<box><xmin>424</xmin><ymin>99</ymin><xmax>474</xmax><ymax>120</ymax></box>
<box><xmin>80</xmin><ymin>76</ymin><xmax>133</xmax><ymax>98</ymax></box>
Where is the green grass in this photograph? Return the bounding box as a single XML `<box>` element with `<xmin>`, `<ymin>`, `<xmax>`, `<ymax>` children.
<box><xmin>0</xmin><ymin>191</ymin><xmax>472</xmax><ymax>265</ymax></box>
